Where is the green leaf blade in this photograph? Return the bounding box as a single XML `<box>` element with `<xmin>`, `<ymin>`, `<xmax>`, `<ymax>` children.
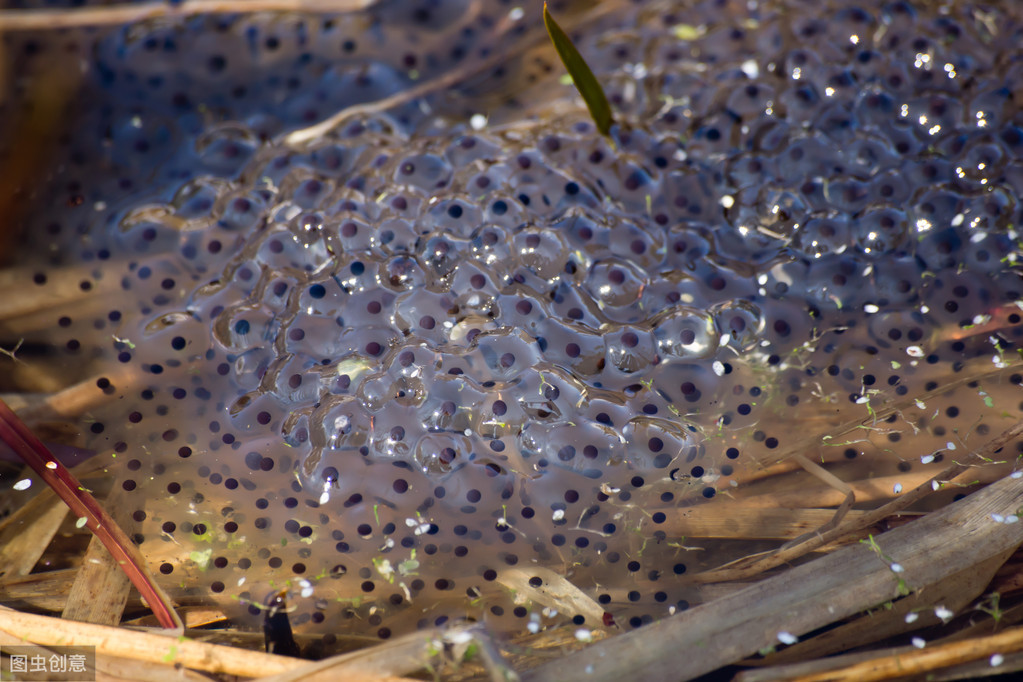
<box><xmin>543</xmin><ymin>2</ymin><xmax>614</xmax><ymax>136</ymax></box>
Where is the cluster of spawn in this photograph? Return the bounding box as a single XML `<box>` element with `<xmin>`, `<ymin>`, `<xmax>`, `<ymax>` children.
<box><xmin>4</xmin><ymin>0</ymin><xmax>1023</xmax><ymax>643</ymax></box>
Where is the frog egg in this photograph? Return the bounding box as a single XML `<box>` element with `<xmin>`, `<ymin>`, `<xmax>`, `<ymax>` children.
<box><xmin>793</xmin><ymin>216</ymin><xmax>853</xmax><ymax>258</ymax></box>
<box><xmin>604</xmin><ymin>327</ymin><xmax>657</xmax><ymax>374</ymax></box>
<box><xmin>392</xmin><ymin>153</ymin><xmax>453</xmax><ymax>191</ymax></box>
<box><xmin>583</xmin><ymin>259</ymin><xmax>649</xmax><ymax>312</ymax></box>
<box><xmin>712</xmin><ymin>300</ymin><xmax>766</xmax><ymax>353</ymax></box>
<box><xmin>854</xmin><ymin>207</ymin><xmax>909</xmax><ymax>255</ymax></box>
<box><xmin>518</xmin><ymin>420</ymin><xmax>627</xmax><ymax>479</ymax></box>
<box><xmin>652</xmin><ymin>308</ymin><xmax>721</xmax><ymax>360</ymax></box>
<box><xmin>413</xmin><ymin>432</ymin><xmax>472</xmax><ymax>476</ymax></box>
<box><xmin>620</xmin><ymin>416</ymin><xmax>700</xmax><ymax>469</ymax></box>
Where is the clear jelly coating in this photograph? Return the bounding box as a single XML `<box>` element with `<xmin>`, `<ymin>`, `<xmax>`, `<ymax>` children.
<box><xmin>5</xmin><ymin>0</ymin><xmax>1023</xmax><ymax>640</ymax></box>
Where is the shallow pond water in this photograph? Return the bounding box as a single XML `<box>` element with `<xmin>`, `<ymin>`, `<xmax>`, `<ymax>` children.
<box><xmin>3</xmin><ymin>0</ymin><xmax>1023</xmax><ymax>643</ymax></box>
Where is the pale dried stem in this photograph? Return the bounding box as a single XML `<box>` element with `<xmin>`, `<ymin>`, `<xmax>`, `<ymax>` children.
<box><xmin>252</xmin><ymin>626</ymin><xmax>455</xmax><ymax>682</ymax></box>
<box><xmin>0</xmin><ymin>605</ymin><xmax>304</xmax><ymax>677</ymax></box>
<box><xmin>13</xmin><ymin>366</ymin><xmax>142</xmax><ymax>424</ymax></box>
<box><xmin>284</xmin><ymin>1</ymin><xmax>624</xmax><ymax>145</ymax></box>
<box><xmin>788</xmin><ymin>624</ymin><xmax>1023</xmax><ymax>682</ymax></box>
<box><xmin>667</xmin><ymin>506</ymin><xmax>867</xmax><ymax>540</ymax></box>
<box><xmin>0</xmin><ymin>484</ymin><xmax>68</xmax><ymax>577</ymax></box>
<box><xmin>0</xmin><ymin>265</ymin><xmax>119</xmax><ymax>322</ymax></box>
<box><xmin>0</xmin><ymin>0</ymin><xmax>375</xmax><ymax>31</ymax></box>
<box><xmin>732</xmin><ymin>466</ymin><xmax>1003</xmax><ymax>510</ymax></box>
<box><xmin>690</xmin><ymin>417</ymin><xmax>1023</xmax><ymax>583</ymax></box>
<box><xmin>62</xmin><ymin>486</ymin><xmax>136</xmax><ymax>626</ymax></box>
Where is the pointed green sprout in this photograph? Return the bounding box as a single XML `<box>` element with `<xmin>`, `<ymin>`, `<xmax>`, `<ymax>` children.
<box><xmin>543</xmin><ymin>2</ymin><xmax>614</xmax><ymax>136</ymax></box>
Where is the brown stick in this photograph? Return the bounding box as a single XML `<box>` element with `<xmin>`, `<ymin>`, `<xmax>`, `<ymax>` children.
<box><xmin>690</xmin><ymin>418</ymin><xmax>1023</xmax><ymax>583</ymax></box>
<box><xmin>523</xmin><ymin>462</ymin><xmax>1023</xmax><ymax>682</ymax></box>
<box><xmin>787</xmin><ymin>625</ymin><xmax>1023</xmax><ymax>682</ymax></box>
<box><xmin>0</xmin><ymin>398</ymin><xmax>181</xmax><ymax>629</ymax></box>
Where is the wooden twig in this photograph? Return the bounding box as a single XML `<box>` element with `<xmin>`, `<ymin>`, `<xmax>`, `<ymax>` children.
<box><xmin>669</xmin><ymin>506</ymin><xmax>866</xmax><ymax>541</ymax></box>
<box><xmin>283</xmin><ymin>1</ymin><xmax>622</xmax><ymax>145</ymax></box>
<box><xmin>787</xmin><ymin>624</ymin><xmax>1023</xmax><ymax>682</ymax></box>
<box><xmin>690</xmin><ymin>418</ymin><xmax>1023</xmax><ymax>583</ymax></box>
<box><xmin>754</xmin><ymin>546</ymin><xmax>1016</xmax><ymax>668</ymax></box>
<box><xmin>0</xmin><ymin>398</ymin><xmax>181</xmax><ymax>629</ymax></box>
<box><xmin>0</xmin><ymin>605</ymin><xmax>300</xmax><ymax>677</ymax></box>
<box><xmin>61</xmin><ymin>487</ymin><xmax>136</xmax><ymax>626</ymax></box>
<box><xmin>254</xmin><ymin>627</ymin><xmax>453</xmax><ymax>682</ymax></box>
<box><xmin>523</xmin><ymin>466</ymin><xmax>1023</xmax><ymax>682</ymax></box>
<box><xmin>0</xmin><ymin>482</ymin><xmax>68</xmax><ymax>578</ymax></box>
<box><xmin>0</xmin><ymin>0</ymin><xmax>374</xmax><ymax>31</ymax></box>
<box><xmin>14</xmin><ymin>366</ymin><xmax>141</xmax><ymax>425</ymax></box>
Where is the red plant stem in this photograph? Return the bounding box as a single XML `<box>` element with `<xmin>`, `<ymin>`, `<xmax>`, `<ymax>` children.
<box><xmin>0</xmin><ymin>398</ymin><xmax>180</xmax><ymax>629</ymax></box>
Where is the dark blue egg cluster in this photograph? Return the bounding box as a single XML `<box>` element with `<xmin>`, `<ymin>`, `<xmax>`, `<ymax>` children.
<box><xmin>8</xmin><ymin>0</ymin><xmax>1023</xmax><ymax>642</ymax></box>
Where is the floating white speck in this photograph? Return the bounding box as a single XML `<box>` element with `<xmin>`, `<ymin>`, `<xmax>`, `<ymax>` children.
<box><xmin>470</xmin><ymin>114</ymin><xmax>487</xmax><ymax>131</ymax></box>
<box><xmin>992</xmin><ymin>514</ymin><xmax>1006</xmax><ymax>523</ymax></box>
<box><xmin>575</xmin><ymin>629</ymin><xmax>593</xmax><ymax>642</ymax></box>
<box><xmin>300</xmin><ymin>580</ymin><xmax>314</xmax><ymax>598</ymax></box>
<box><xmin>906</xmin><ymin>346</ymin><xmax>924</xmax><ymax>357</ymax></box>
<box><xmin>777</xmin><ymin>631</ymin><xmax>797</xmax><ymax>645</ymax></box>
<box><xmin>905</xmin><ymin>612</ymin><xmax>919</xmax><ymax>624</ymax></box>
<box><xmin>13</xmin><ymin>479</ymin><xmax>31</xmax><ymax>491</ymax></box>
<box><xmin>1012</xmin><ymin>471</ymin><xmax>1023</xmax><ymax>479</ymax></box>
<box><xmin>719</xmin><ymin>195</ymin><xmax>735</xmax><ymax>209</ymax></box>
<box><xmin>912</xmin><ymin>637</ymin><xmax>926</xmax><ymax>649</ymax></box>
<box><xmin>552</xmin><ymin>509</ymin><xmax>565</xmax><ymax>522</ymax></box>
<box><xmin>527</xmin><ymin>620</ymin><xmax>540</xmax><ymax>634</ymax></box>
<box><xmin>890</xmin><ymin>563</ymin><xmax>903</xmax><ymax>573</ymax></box>
<box><xmin>932</xmin><ymin>480</ymin><xmax>940</xmax><ymax>491</ymax></box>
<box><xmin>863</xmin><ymin>303</ymin><xmax>879</xmax><ymax>314</ymax></box>
<box><xmin>446</xmin><ymin>630</ymin><xmax>473</xmax><ymax>645</ymax></box>
<box><xmin>894</xmin><ymin>483</ymin><xmax>903</xmax><ymax>494</ymax></box>
<box><xmin>45</xmin><ymin>461</ymin><xmax>58</xmax><ymax>470</ymax></box>
<box><xmin>934</xmin><ymin>606</ymin><xmax>953</xmax><ymax>622</ymax></box>
<box><xmin>712</xmin><ymin>360</ymin><xmax>725</xmax><ymax>376</ymax></box>
<box><xmin>991</xmin><ymin>654</ymin><xmax>1004</xmax><ymax>667</ymax></box>
<box><xmin>740</xmin><ymin>59</ymin><xmax>759</xmax><ymax>79</ymax></box>
<box><xmin>76</xmin><ymin>516</ymin><xmax>88</xmax><ymax>529</ymax></box>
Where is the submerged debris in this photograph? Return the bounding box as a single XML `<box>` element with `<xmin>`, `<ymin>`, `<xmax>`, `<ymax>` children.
<box><xmin>3</xmin><ymin>0</ymin><xmax>1023</xmax><ymax>647</ymax></box>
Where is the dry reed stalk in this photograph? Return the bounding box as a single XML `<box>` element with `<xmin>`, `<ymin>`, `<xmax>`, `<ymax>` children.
<box><xmin>0</xmin><ymin>264</ymin><xmax>121</xmax><ymax>322</ymax></box>
<box><xmin>0</xmin><ymin>605</ymin><xmax>303</xmax><ymax>677</ymax></box>
<box><xmin>732</xmin><ymin>467</ymin><xmax>1004</xmax><ymax>509</ymax></box>
<box><xmin>0</xmin><ymin>0</ymin><xmax>375</xmax><ymax>31</ymax></box>
<box><xmin>61</xmin><ymin>486</ymin><xmax>137</xmax><ymax>626</ymax></box>
<box><xmin>787</xmin><ymin>624</ymin><xmax>1023</xmax><ymax>682</ymax></box>
<box><xmin>0</xmin><ymin>399</ymin><xmax>181</xmax><ymax>629</ymax></box>
<box><xmin>253</xmin><ymin>627</ymin><xmax>461</xmax><ymax>682</ymax></box>
<box><xmin>0</xmin><ymin>482</ymin><xmax>68</xmax><ymax>578</ymax></box>
<box><xmin>667</xmin><ymin>506</ymin><xmax>866</xmax><ymax>540</ymax></box>
<box><xmin>522</xmin><ymin>464</ymin><xmax>1023</xmax><ymax>682</ymax></box>
<box><xmin>284</xmin><ymin>1</ymin><xmax>624</xmax><ymax>144</ymax></box>
<box><xmin>14</xmin><ymin>366</ymin><xmax>142</xmax><ymax>425</ymax></box>
<box><xmin>691</xmin><ymin>417</ymin><xmax>1023</xmax><ymax>583</ymax></box>
<box><xmin>755</xmin><ymin>546</ymin><xmax>1016</xmax><ymax>667</ymax></box>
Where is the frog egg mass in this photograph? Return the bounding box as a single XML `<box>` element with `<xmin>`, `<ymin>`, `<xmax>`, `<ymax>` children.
<box><xmin>4</xmin><ymin>0</ymin><xmax>1023</xmax><ymax>642</ymax></box>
